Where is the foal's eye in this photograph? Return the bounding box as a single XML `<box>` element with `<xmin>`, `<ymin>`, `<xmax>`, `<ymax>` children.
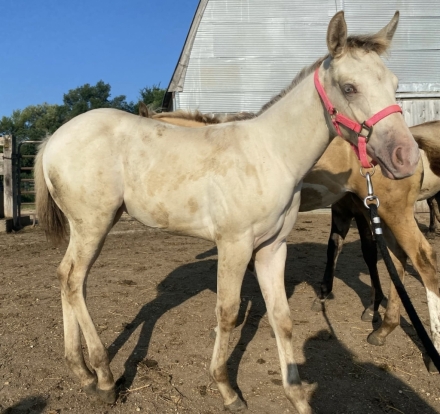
<box><xmin>343</xmin><ymin>84</ymin><xmax>357</xmax><ymax>95</ymax></box>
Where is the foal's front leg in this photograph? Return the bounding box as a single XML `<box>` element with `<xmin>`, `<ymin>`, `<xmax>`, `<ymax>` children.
<box><xmin>255</xmin><ymin>240</ymin><xmax>312</xmax><ymax>414</ymax></box>
<box><xmin>210</xmin><ymin>239</ymin><xmax>252</xmax><ymax>411</ymax></box>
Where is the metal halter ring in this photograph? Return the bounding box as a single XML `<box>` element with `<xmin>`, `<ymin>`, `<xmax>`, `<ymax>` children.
<box><xmin>360</xmin><ymin>122</ymin><xmax>373</xmax><ymax>141</ymax></box>
<box><xmin>364</xmin><ymin>195</ymin><xmax>380</xmax><ymax>209</ymax></box>
<box><xmin>359</xmin><ymin>164</ymin><xmax>376</xmax><ymax>177</ymax></box>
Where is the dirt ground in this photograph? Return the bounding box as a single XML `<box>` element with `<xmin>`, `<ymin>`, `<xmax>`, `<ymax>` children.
<box><xmin>1</xmin><ymin>212</ymin><xmax>440</xmax><ymax>414</ymax></box>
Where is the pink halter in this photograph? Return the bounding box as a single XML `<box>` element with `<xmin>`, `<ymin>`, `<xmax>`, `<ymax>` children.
<box><xmin>314</xmin><ymin>68</ymin><xmax>402</xmax><ymax>168</ymax></box>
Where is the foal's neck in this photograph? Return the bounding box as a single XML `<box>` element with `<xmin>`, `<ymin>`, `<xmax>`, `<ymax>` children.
<box><xmin>255</xmin><ymin>72</ymin><xmax>333</xmax><ymax>182</ymax></box>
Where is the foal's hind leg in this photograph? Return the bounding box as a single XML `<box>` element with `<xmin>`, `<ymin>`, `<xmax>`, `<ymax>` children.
<box><xmin>255</xmin><ymin>241</ymin><xmax>311</xmax><ymax>414</ymax></box>
<box><xmin>59</xmin><ymin>214</ymin><xmax>121</xmax><ymax>403</ymax></box>
<box><xmin>59</xmin><ymin>245</ymin><xmax>99</xmax><ymax>394</ymax></box>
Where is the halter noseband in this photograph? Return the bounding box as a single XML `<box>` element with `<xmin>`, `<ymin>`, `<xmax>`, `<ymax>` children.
<box><xmin>314</xmin><ymin>68</ymin><xmax>402</xmax><ymax>168</ymax></box>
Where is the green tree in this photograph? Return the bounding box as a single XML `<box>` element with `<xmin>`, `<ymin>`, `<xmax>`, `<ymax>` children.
<box><xmin>0</xmin><ymin>81</ymin><xmax>166</xmax><ymax>142</ymax></box>
<box><xmin>62</xmin><ymin>80</ymin><xmax>134</xmax><ymax>121</ymax></box>
<box><xmin>134</xmin><ymin>83</ymin><xmax>166</xmax><ymax>114</ymax></box>
<box><xmin>0</xmin><ymin>103</ymin><xmax>64</xmax><ymax>143</ymax></box>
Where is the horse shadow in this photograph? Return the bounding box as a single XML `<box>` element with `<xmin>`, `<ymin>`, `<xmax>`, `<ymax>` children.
<box><xmin>108</xmin><ymin>238</ymin><xmax>434</xmax><ymax>406</ymax></box>
<box><xmin>1</xmin><ymin>396</ymin><xmax>46</xmax><ymax>414</ymax></box>
<box><xmin>302</xmin><ymin>329</ymin><xmax>438</xmax><ymax>413</ymax></box>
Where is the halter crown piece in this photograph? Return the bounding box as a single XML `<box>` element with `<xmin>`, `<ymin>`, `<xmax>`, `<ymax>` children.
<box><xmin>314</xmin><ymin>68</ymin><xmax>402</xmax><ymax>168</ymax></box>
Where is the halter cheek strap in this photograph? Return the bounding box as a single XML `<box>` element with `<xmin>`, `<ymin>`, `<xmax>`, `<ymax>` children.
<box><xmin>314</xmin><ymin>68</ymin><xmax>402</xmax><ymax>168</ymax></box>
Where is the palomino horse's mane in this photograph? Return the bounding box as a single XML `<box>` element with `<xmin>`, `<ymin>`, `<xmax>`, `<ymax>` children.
<box><xmin>140</xmin><ymin>58</ymin><xmax>327</xmax><ymax>124</ymax></box>
<box><xmin>411</xmin><ymin>121</ymin><xmax>440</xmax><ymax>176</ymax></box>
<box><xmin>258</xmin><ymin>57</ymin><xmax>327</xmax><ymax>115</ymax></box>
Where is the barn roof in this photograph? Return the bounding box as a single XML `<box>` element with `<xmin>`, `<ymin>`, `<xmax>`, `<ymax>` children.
<box><xmin>163</xmin><ymin>0</ymin><xmax>440</xmax><ymax>114</ymax></box>
<box><xmin>163</xmin><ymin>0</ymin><xmax>208</xmax><ymax>110</ymax></box>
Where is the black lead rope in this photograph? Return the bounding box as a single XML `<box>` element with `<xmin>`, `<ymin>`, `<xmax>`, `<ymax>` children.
<box><xmin>363</xmin><ymin>170</ymin><xmax>440</xmax><ymax>373</ymax></box>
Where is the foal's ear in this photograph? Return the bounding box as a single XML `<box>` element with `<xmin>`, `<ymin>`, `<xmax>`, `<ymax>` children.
<box><xmin>327</xmin><ymin>11</ymin><xmax>347</xmax><ymax>58</ymax></box>
<box><xmin>138</xmin><ymin>101</ymin><xmax>150</xmax><ymax>118</ymax></box>
<box><xmin>376</xmin><ymin>11</ymin><xmax>399</xmax><ymax>46</ymax></box>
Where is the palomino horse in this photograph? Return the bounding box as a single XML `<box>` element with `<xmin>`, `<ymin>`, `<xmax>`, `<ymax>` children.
<box><xmin>315</xmin><ymin>122</ymin><xmax>440</xmax><ymax>345</ymax></box>
<box><xmin>140</xmin><ymin>116</ymin><xmax>440</xmax><ymax>365</ymax></box>
<box><xmin>35</xmin><ymin>12</ymin><xmax>418</xmax><ymax>413</ymax></box>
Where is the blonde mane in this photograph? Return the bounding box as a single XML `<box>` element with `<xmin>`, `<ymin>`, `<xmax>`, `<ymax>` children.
<box><xmin>346</xmin><ymin>33</ymin><xmax>393</xmax><ymax>56</ymax></box>
<box><xmin>258</xmin><ymin>57</ymin><xmax>326</xmax><ymax>114</ymax></box>
<box><xmin>411</xmin><ymin>121</ymin><xmax>440</xmax><ymax>176</ymax></box>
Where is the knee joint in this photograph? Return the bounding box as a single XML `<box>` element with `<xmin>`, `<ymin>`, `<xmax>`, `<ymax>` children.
<box><xmin>216</xmin><ymin>304</ymin><xmax>239</xmax><ymax>329</ymax></box>
<box><xmin>210</xmin><ymin>363</ymin><xmax>229</xmax><ymax>383</ymax></box>
<box><xmin>272</xmin><ymin>308</ymin><xmax>293</xmax><ymax>339</ymax></box>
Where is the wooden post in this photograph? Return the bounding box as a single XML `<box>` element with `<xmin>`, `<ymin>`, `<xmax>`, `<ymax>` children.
<box><xmin>0</xmin><ymin>177</ymin><xmax>4</xmax><ymax>219</ymax></box>
<box><xmin>0</xmin><ymin>136</ymin><xmax>4</xmax><ymax>219</ymax></box>
<box><xmin>3</xmin><ymin>135</ymin><xmax>17</xmax><ymax>221</ymax></box>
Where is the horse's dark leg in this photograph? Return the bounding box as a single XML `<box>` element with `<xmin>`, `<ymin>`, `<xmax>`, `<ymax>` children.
<box><xmin>311</xmin><ymin>194</ymin><xmax>353</xmax><ymax>312</ymax></box>
<box><xmin>351</xmin><ymin>196</ymin><xmax>384</xmax><ymax>322</ymax></box>
<box><xmin>433</xmin><ymin>192</ymin><xmax>440</xmax><ymax>223</ymax></box>
<box><xmin>427</xmin><ymin>196</ymin><xmax>437</xmax><ymax>234</ymax></box>
<box><xmin>367</xmin><ymin>224</ymin><xmax>407</xmax><ymax>347</ymax></box>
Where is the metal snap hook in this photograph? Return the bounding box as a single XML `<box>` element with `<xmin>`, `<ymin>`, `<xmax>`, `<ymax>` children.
<box><xmin>364</xmin><ymin>195</ymin><xmax>380</xmax><ymax>209</ymax></box>
<box><xmin>362</xmin><ymin>171</ymin><xmax>380</xmax><ymax>209</ymax></box>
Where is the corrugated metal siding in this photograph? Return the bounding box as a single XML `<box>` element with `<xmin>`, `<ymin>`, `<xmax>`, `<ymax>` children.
<box><xmin>173</xmin><ymin>0</ymin><xmax>440</xmax><ymax>114</ymax></box>
<box><xmin>177</xmin><ymin>0</ymin><xmax>334</xmax><ymax>112</ymax></box>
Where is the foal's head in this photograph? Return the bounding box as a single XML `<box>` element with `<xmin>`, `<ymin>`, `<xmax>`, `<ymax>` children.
<box><xmin>318</xmin><ymin>11</ymin><xmax>419</xmax><ymax>179</ymax></box>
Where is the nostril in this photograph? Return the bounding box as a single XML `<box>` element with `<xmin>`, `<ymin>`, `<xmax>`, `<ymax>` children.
<box><xmin>394</xmin><ymin>147</ymin><xmax>404</xmax><ymax>166</ymax></box>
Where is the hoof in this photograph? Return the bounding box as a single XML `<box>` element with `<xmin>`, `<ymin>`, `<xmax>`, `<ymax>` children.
<box><xmin>224</xmin><ymin>397</ymin><xmax>247</xmax><ymax>412</ymax></box>
<box><xmin>311</xmin><ymin>298</ymin><xmax>325</xmax><ymax>313</ymax></box>
<box><xmin>96</xmin><ymin>386</ymin><xmax>117</xmax><ymax>404</ymax></box>
<box><xmin>427</xmin><ymin>358</ymin><xmax>440</xmax><ymax>374</ymax></box>
<box><xmin>367</xmin><ymin>331</ymin><xmax>386</xmax><ymax>347</ymax></box>
<box><xmin>361</xmin><ymin>308</ymin><xmax>379</xmax><ymax>323</ymax></box>
<box><xmin>83</xmin><ymin>379</ymin><xmax>98</xmax><ymax>396</ymax></box>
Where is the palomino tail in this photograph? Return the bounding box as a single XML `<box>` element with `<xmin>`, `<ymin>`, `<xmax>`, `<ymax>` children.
<box><xmin>35</xmin><ymin>139</ymin><xmax>68</xmax><ymax>245</ymax></box>
<box><xmin>411</xmin><ymin>121</ymin><xmax>440</xmax><ymax>176</ymax></box>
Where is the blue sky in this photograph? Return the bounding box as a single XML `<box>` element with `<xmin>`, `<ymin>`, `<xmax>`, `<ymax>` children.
<box><xmin>0</xmin><ymin>0</ymin><xmax>200</xmax><ymax>118</ymax></box>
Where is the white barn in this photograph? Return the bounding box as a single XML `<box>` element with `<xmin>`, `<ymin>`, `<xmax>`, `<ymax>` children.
<box><xmin>164</xmin><ymin>0</ymin><xmax>440</xmax><ymax>127</ymax></box>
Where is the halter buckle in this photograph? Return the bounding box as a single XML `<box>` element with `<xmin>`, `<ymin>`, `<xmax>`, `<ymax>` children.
<box><xmin>360</xmin><ymin>122</ymin><xmax>373</xmax><ymax>141</ymax></box>
<box><xmin>329</xmin><ymin>108</ymin><xmax>338</xmax><ymax>119</ymax></box>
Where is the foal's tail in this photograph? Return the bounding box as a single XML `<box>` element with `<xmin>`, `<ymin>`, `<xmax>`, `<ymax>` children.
<box><xmin>411</xmin><ymin>120</ymin><xmax>440</xmax><ymax>176</ymax></box>
<box><xmin>35</xmin><ymin>139</ymin><xmax>68</xmax><ymax>245</ymax></box>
